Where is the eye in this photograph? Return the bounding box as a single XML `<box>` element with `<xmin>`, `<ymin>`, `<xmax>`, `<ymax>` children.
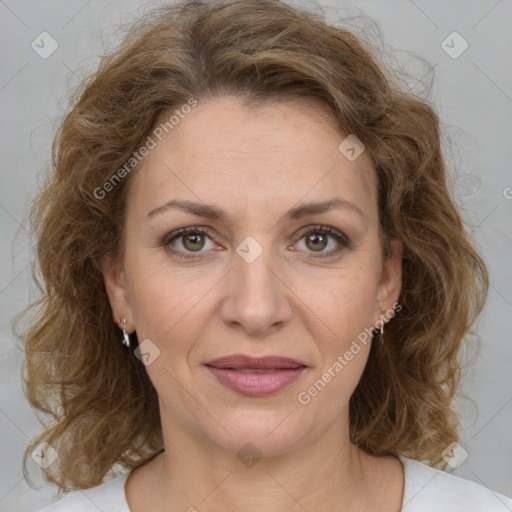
<box><xmin>294</xmin><ymin>225</ymin><xmax>351</xmax><ymax>259</ymax></box>
<box><xmin>163</xmin><ymin>227</ymin><xmax>217</xmax><ymax>259</ymax></box>
<box><xmin>163</xmin><ymin>225</ymin><xmax>351</xmax><ymax>261</ymax></box>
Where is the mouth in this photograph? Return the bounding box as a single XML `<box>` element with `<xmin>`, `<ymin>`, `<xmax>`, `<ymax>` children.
<box><xmin>205</xmin><ymin>354</ymin><xmax>307</xmax><ymax>396</ymax></box>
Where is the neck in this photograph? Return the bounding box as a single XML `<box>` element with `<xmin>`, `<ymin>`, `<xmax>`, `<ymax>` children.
<box><xmin>146</xmin><ymin>419</ymin><xmax>373</xmax><ymax>512</ymax></box>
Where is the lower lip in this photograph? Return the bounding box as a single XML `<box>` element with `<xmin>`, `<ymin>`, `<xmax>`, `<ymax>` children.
<box><xmin>206</xmin><ymin>366</ymin><xmax>306</xmax><ymax>396</ymax></box>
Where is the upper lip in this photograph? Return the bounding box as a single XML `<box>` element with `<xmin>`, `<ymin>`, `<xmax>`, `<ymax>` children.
<box><xmin>205</xmin><ymin>354</ymin><xmax>307</xmax><ymax>370</ymax></box>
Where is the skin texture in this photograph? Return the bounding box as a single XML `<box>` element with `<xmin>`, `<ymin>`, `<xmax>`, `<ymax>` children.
<box><xmin>103</xmin><ymin>96</ymin><xmax>404</xmax><ymax>511</ymax></box>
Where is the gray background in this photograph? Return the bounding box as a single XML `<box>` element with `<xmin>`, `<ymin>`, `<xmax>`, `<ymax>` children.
<box><xmin>0</xmin><ymin>0</ymin><xmax>511</xmax><ymax>510</ymax></box>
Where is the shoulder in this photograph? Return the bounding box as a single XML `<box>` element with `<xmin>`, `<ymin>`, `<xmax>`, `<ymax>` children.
<box><xmin>400</xmin><ymin>456</ymin><xmax>512</xmax><ymax>511</ymax></box>
<box><xmin>37</xmin><ymin>472</ymin><xmax>130</xmax><ymax>512</ymax></box>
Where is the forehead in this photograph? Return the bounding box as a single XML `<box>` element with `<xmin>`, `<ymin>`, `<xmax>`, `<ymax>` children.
<box><xmin>128</xmin><ymin>96</ymin><xmax>377</xmax><ymax>222</ymax></box>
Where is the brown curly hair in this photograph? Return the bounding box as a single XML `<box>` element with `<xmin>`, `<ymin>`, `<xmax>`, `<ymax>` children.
<box><xmin>21</xmin><ymin>0</ymin><xmax>488</xmax><ymax>493</ymax></box>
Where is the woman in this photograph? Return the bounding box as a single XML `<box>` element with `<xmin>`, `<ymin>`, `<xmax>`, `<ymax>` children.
<box><xmin>22</xmin><ymin>0</ymin><xmax>511</xmax><ymax>510</ymax></box>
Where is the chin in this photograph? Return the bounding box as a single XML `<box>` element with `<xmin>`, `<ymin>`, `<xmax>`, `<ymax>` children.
<box><xmin>199</xmin><ymin>407</ymin><xmax>311</xmax><ymax>459</ymax></box>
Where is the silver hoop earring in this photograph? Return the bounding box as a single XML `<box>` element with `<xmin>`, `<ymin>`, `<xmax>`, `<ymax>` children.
<box><xmin>118</xmin><ymin>317</ymin><xmax>130</xmax><ymax>347</ymax></box>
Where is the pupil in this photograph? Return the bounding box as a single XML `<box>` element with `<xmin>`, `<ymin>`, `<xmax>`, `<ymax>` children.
<box><xmin>307</xmin><ymin>233</ymin><xmax>327</xmax><ymax>251</ymax></box>
<box><xmin>184</xmin><ymin>234</ymin><xmax>204</xmax><ymax>251</ymax></box>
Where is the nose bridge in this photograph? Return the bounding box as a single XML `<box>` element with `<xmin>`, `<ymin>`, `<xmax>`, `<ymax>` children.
<box><xmin>237</xmin><ymin>245</ymin><xmax>278</xmax><ymax>298</ymax></box>
<box><xmin>220</xmin><ymin>235</ymin><xmax>292</xmax><ymax>334</ymax></box>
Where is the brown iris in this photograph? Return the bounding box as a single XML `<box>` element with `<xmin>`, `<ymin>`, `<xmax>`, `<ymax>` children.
<box><xmin>306</xmin><ymin>232</ymin><xmax>328</xmax><ymax>252</ymax></box>
<box><xmin>182</xmin><ymin>233</ymin><xmax>205</xmax><ymax>251</ymax></box>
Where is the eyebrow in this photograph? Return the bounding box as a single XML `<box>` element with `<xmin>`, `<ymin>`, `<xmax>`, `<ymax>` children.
<box><xmin>147</xmin><ymin>197</ymin><xmax>365</xmax><ymax>223</ymax></box>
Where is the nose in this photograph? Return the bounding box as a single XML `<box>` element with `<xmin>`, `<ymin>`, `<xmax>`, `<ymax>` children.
<box><xmin>219</xmin><ymin>245</ymin><xmax>293</xmax><ymax>336</ymax></box>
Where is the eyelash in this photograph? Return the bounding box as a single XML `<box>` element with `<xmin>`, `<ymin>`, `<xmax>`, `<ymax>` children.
<box><xmin>163</xmin><ymin>225</ymin><xmax>351</xmax><ymax>261</ymax></box>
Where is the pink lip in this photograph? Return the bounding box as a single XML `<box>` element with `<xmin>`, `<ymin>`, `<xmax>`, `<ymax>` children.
<box><xmin>205</xmin><ymin>354</ymin><xmax>307</xmax><ymax>396</ymax></box>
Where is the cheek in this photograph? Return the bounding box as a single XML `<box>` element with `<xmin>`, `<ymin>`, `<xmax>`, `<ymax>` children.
<box><xmin>307</xmin><ymin>345</ymin><xmax>371</xmax><ymax>414</ymax></box>
<box><xmin>296</xmin><ymin>299</ymin><xmax>372</xmax><ymax>415</ymax></box>
<box><xmin>123</xmin><ymin>252</ymin><xmax>211</xmax><ymax>348</ymax></box>
<box><xmin>292</xmin><ymin>262</ymin><xmax>377</xmax><ymax>393</ymax></box>
<box><xmin>295</xmin><ymin>263</ymin><xmax>378</xmax><ymax>339</ymax></box>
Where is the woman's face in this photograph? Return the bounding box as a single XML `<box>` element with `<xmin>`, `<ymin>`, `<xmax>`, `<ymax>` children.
<box><xmin>104</xmin><ymin>96</ymin><xmax>401</xmax><ymax>457</ymax></box>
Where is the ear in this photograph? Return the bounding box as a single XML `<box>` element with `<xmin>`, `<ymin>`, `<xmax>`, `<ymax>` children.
<box><xmin>100</xmin><ymin>254</ymin><xmax>135</xmax><ymax>332</ymax></box>
<box><xmin>376</xmin><ymin>238</ymin><xmax>402</xmax><ymax>320</ymax></box>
